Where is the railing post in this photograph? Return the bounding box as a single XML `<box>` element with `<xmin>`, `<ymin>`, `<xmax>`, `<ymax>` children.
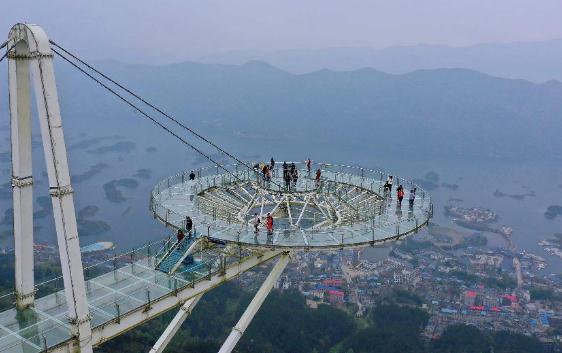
<box><xmin>86</xmin><ymin>269</ymin><xmax>91</xmax><ymax>293</ymax></box>
<box><xmin>131</xmin><ymin>248</ymin><xmax>135</xmax><ymax>272</ymax></box>
<box><xmin>55</xmin><ymin>282</ymin><xmax>61</xmax><ymax>305</ymax></box>
<box><xmin>115</xmin><ymin>303</ymin><xmax>121</xmax><ymax>324</ymax></box>
<box><xmin>146</xmin><ymin>289</ymin><xmax>152</xmax><ymax>311</ymax></box>
<box><xmin>113</xmin><ymin>255</ymin><xmax>117</xmax><ymax>280</ymax></box>
<box><xmin>220</xmin><ymin>255</ymin><xmax>226</xmax><ymax>276</ymax></box>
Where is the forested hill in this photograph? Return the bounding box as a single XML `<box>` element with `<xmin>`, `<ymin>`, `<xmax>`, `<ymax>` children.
<box><xmin>96</xmin><ymin>282</ymin><xmax>545</xmax><ymax>353</ymax></box>
<box><xmin>42</xmin><ymin>59</ymin><xmax>562</xmax><ymax>163</ymax></box>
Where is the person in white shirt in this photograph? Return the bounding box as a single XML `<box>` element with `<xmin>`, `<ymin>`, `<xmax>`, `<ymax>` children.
<box><xmin>384</xmin><ymin>175</ymin><xmax>394</xmax><ymax>196</ymax></box>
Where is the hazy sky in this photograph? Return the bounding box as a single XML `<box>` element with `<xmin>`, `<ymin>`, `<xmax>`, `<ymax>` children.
<box><xmin>3</xmin><ymin>0</ymin><xmax>562</xmax><ymax>64</ymax></box>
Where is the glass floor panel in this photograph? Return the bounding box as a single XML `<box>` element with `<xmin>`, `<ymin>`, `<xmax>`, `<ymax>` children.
<box><xmin>88</xmin><ymin>305</ymin><xmax>115</xmax><ymax>328</ymax></box>
<box><xmin>18</xmin><ymin>317</ymin><xmax>71</xmax><ymax>350</ymax></box>
<box><xmin>34</xmin><ymin>294</ymin><xmax>68</xmax><ymax>319</ymax></box>
<box><xmin>0</xmin><ymin>333</ymin><xmax>42</xmax><ymax>353</ymax></box>
<box><xmin>0</xmin><ymin>251</ymin><xmax>223</xmax><ymax>352</ymax></box>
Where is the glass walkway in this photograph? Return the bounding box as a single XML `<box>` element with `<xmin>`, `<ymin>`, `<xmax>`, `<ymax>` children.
<box><xmin>0</xmin><ymin>240</ymin><xmax>281</xmax><ymax>353</ymax></box>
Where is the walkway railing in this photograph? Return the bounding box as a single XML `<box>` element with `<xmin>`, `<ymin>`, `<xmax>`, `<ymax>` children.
<box><xmin>0</xmin><ymin>236</ymin><xmax>273</xmax><ymax>353</ymax></box>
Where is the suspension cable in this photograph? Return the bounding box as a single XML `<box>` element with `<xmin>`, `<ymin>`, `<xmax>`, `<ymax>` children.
<box><xmin>0</xmin><ymin>43</ymin><xmax>16</xmax><ymax>63</ymax></box>
<box><xmin>51</xmin><ymin>47</ymin><xmax>245</xmax><ymax>182</ymax></box>
<box><xmin>0</xmin><ymin>40</ymin><xmax>8</xmax><ymax>50</ymax></box>
<box><xmin>49</xmin><ymin>40</ymin><xmax>256</xmax><ymax>172</ymax></box>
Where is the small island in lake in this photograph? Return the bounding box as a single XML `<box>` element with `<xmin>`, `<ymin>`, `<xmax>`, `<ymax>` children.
<box><xmin>103</xmin><ymin>178</ymin><xmax>139</xmax><ymax>203</ymax></box>
<box><xmin>544</xmin><ymin>205</ymin><xmax>562</xmax><ymax>220</ymax></box>
<box><xmin>444</xmin><ymin>205</ymin><xmax>513</xmax><ymax>243</ymax></box>
<box><xmin>538</xmin><ymin>233</ymin><xmax>562</xmax><ymax>260</ymax></box>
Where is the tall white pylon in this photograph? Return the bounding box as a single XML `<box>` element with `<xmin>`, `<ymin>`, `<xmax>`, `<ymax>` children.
<box><xmin>7</xmin><ymin>24</ymin><xmax>93</xmax><ymax>353</ymax></box>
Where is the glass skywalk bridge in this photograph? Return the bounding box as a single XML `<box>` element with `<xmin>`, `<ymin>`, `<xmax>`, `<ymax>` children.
<box><xmin>0</xmin><ymin>240</ymin><xmax>282</xmax><ymax>353</ymax></box>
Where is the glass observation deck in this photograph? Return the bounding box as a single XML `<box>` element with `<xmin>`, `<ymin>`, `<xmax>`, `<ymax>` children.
<box><xmin>0</xmin><ymin>240</ymin><xmax>260</xmax><ymax>353</ymax></box>
<box><xmin>150</xmin><ymin>162</ymin><xmax>433</xmax><ymax>249</ymax></box>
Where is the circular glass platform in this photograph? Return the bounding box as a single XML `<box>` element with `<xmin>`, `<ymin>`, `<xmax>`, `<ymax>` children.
<box><xmin>150</xmin><ymin>163</ymin><xmax>433</xmax><ymax>250</ymax></box>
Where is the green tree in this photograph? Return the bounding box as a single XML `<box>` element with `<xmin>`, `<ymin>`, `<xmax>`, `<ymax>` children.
<box><xmin>341</xmin><ymin>304</ymin><xmax>429</xmax><ymax>353</ymax></box>
<box><xmin>432</xmin><ymin>324</ymin><xmax>490</xmax><ymax>353</ymax></box>
<box><xmin>492</xmin><ymin>331</ymin><xmax>544</xmax><ymax>353</ymax></box>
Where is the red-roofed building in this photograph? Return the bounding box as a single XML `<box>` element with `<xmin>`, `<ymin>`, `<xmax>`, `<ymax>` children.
<box><xmin>464</xmin><ymin>290</ymin><xmax>477</xmax><ymax>306</ymax></box>
<box><xmin>327</xmin><ymin>290</ymin><xmax>345</xmax><ymax>304</ymax></box>
<box><xmin>501</xmin><ymin>294</ymin><xmax>517</xmax><ymax>305</ymax></box>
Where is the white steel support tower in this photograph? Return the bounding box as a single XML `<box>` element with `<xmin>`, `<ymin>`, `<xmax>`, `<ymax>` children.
<box><xmin>7</xmin><ymin>24</ymin><xmax>93</xmax><ymax>353</ymax></box>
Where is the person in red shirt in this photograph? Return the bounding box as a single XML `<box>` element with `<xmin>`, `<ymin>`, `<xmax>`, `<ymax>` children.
<box><xmin>266</xmin><ymin>213</ymin><xmax>274</xmax><ymax>235</ymax></box>
<box><xmin>176</xmin><ymin>229</ymin><xmax>185</xmax><ymax>248</ymax></box>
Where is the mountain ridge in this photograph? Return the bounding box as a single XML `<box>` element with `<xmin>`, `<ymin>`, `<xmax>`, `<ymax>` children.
<box><xmin>1</xmin><ymin>59</ymin><xmax>561</xmax><ymax>162</ymax></box>
<box><xmin>197</xmin><ymin>39</ymin><xmax>562</xmax><ymax>82</ymax></box>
